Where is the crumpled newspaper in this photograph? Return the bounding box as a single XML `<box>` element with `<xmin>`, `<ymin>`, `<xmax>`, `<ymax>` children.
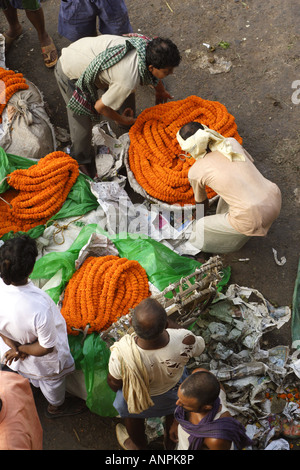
<box><xmin>189</xmin><ymin>284</ymin><xmax>295</xmax><ymax>449</ymax></box>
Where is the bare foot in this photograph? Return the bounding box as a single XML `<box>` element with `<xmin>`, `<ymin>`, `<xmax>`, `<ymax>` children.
<box><xmin>4</xmin><ymin>24</ymin><xmax>23</xmax><ymax>51</ymax></box>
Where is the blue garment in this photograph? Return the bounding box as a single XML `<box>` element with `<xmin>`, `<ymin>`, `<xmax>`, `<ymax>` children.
<box><xmin>58</xmin><ymin>0</ymin><xmax>133</xmax><ymax>42</ymax></box>
<box><xmin>0</xmin><ymin>0</ymin><xmax>40</xmax><ymax>10</ymax></box>
<box><xmin>113</xmin><ymin>368</ymin><xmax>189</xmax><ymax>419</ymax></box>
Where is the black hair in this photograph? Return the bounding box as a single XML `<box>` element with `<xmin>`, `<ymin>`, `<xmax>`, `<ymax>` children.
<box><xmin>180</xmin><ymin>370</ymin><xmax>220</xmax><ymax>408</ymax></box>
<box><xmin>131</xmin><ymin>298</ymin><xmax>168</xmax><ymax>340</ymax></box>
<box><xmin>0</xmin><ymin>234</ymin><xmax>38</xmax><ymax>285</ymax></box>
<box><xmin>179</xmin><ymin>122</ymin><xmax>204</xmax><ymax>140</ymax></box>
<box><xmin>146</xmin><ymin>37</ymin><xmax>181</xmax><ymax>69</ymax></box>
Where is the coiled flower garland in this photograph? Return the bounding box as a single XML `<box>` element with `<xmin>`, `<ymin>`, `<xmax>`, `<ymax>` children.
<box><xmin>0</xmin><ymin>151</ymin><xmax>79</xmax><ymax>237</ymax></box>
<box><xmin>129</xmin><ymin>95</ymin><xmax>242</xmax><ymax>205</ymax></box>
<box><xmin>61</xmin><ymin>255</ymin><xmax>151</xmax><ymax>335</ymax></box>
<box><xmin>0</xmin><ymin>67</ymin><xmax>29</xmax><ymax>121</ymax></box>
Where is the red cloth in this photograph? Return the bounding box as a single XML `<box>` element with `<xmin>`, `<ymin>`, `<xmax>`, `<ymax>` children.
<box><xmin>0</xmin><ymin>371</ymin><xmax>43</xmax><ymax>450</ymax></box>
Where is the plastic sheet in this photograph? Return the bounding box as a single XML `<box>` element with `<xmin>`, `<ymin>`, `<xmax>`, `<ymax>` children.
<box><xmin>292</xmin><ymin>258</ymin><xmax>300</xmax><ymax>349</ymax></box>
<box><xmin>68</xmin><ymin>332</ymin><xmax>117</xmax><ymax>417</ymax></box>
<box><xmin>31</xmin><ymin>225</ymin><xmax>231</xmax><ymax>303</ymax></box>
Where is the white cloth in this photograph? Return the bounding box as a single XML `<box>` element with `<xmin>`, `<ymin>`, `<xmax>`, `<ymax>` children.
<box><xmin>109</xmin><ymin>329</ymin><xmax>205</xmax><ymax>396</ymax></box>
<box><xmin>176</xmin><ymin>124</ymin><xmax>245</xmax><ymax>162</ymax></box>
<box><xmin>189</xmin><ymin>197</ymin><xmax>250</xmax><ymax>253</ymax></box>
<box><xmin>177</xmin><ymin>389</ymin><xmax>234</xmax><ymax>450</ymax></box>
<box><xmin>0</xmin><ymin>279</ymin><xmax>74</xmax><ymax>382</ymax></box>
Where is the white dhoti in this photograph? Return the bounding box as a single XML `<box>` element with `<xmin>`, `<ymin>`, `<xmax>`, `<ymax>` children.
<box><xmin>189</xmin><ymin>198</ymin><xmax>250</xmax><ymax>254</ymax></box>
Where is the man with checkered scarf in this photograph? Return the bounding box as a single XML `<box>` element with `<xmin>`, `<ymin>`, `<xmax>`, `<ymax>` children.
<box><xmin>55</xmin><ymin>34</ymin><xmax>181</xmax><ymax>178</ymax></box>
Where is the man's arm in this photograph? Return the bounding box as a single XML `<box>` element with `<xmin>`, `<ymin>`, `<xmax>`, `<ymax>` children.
<box><xmin>0</xmin><ymin>335</ymin><xmax>52</xmax><ymax>364</ymax></box>
<box><xmin>204</xmin><ymin>437</ymin><xmax>232</xmax><ymax>450</ymax></box>
<box><xmin>94</xmin><ymin>98</ymin><xmax>136</xmax><ymax>126</ymax></box>
<box><xmin>0</xmin><ymin>333</ymin><xmax>20</xmax><ymax>350</ymax></box>
<box><xmin>107</xmin><ymin>372</ymin><xmax>123</xmax><ymax>393</ymax></box>
<box><xmin>0</xmin><ymin>333</ymin><xmax>23</xmax><ymax>364</ymax></box>
<box><xmin>18</xmin><ymin>340</ymin><xmax>54</xmax><ymax>357</ymax></box>
<box><xmin>196</xmin><ymin>198</ymin><xmax>209</xmax><ymax>216</ymax></box>
<box><xmin>154</xmin><ymin>80</ymin><xmax>173</xmax><ymax>104</ymax></box>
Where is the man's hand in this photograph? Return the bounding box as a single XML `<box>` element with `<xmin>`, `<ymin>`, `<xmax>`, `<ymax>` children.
<box><xmin>107</xmin><ymin>372</ymin><xmax>123</xmax><ymax>392</ymax></box>
<box><xmin>120</xmin><ymin>107</ymin><xmax>136</xmax><ymax>126</ymax></box>
<box><xmin>169</xmin><ymin>420</ymin><xmax>179</xmax><ymax>443</ymax></box>
<box><xmin>155</xmin><ymin>80</ymin><xmax>174</xmax><ymax>104</ymax></box>
<box><xmin>155</xmin><ymin>89</ymin><xmax>173</xmax><ymax>104</ymax></box>
<box><xmin>94</xmin><ymin>98</ymin><xmax>136</xmax><ymax>126</ymax></box>
<box><xmin>2</xmin><ymin>347</ymin><xmax>27</xmax><ymax>366</ymax></box>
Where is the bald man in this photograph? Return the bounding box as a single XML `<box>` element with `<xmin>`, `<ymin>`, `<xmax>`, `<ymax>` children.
<box><xmin>107</xmin><ymin>298</ymin><xmax>205</xmax><ymax>450</ymax></box>
<box><xmin>170</xmin><ymin>368</ymin><xmax>252</xmax><ymax>450</ymax></box>
<box><xmin>177</xmin><ymin>122</ymin><xmax>281</xmax><ymax>254</ymax></box>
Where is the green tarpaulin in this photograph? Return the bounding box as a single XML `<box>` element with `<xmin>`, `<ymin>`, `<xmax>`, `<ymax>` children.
<box><xmin>292</xmin><ymin>258</ymin><xmax>300</xmax><ymax>349</ymax></box>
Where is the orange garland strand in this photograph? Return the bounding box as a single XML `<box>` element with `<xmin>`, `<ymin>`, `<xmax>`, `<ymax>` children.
<box><xmin>61</xmin><ymin>255</ymin><xmax>151</xmax><ymax>335</ymax></box>
<box><xmin>0</xmin><ymin>67</ymin><xmax>29</xmax><ymax>122</ymax></box>
<box><xmin>0</xmin><ymin>151</ymin><xmax>79</xmax><ymax>237</ymax></box>
<box><xmin>129</xmin><ymin>95</ymin><xmax>242</xmax><ymax>205</ymax></box>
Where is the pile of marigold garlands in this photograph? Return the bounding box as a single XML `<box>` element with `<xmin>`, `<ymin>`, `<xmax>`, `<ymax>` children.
<box><xmin>0</xmin><ymin>67</ymin><xmax>29</xmax><ymax>122</ymax></box>
<box><xmin>0</xmin><ymin>151</ymin><xmax>79</xmax><ymax>237</ymax></box>
<box><xmin>128</xmin><ymin>95</ymin><xmax>243</xmax><ymax>205</ymax></box>
<box><xmin>61</xmin><ymin>255</ymin><xmax>150</xmax><ymax>335</ymax></box>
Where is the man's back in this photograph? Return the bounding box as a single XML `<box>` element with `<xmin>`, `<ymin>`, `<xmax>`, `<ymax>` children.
<box><xmin>188</xmin><ymin>138</ymin><xmax>281</xmax><ymax>236</ymax></box>
<box><xmin>109</xmin><ymin>328</ymin><xmax>205</xmax><ymax>396</ymax></box>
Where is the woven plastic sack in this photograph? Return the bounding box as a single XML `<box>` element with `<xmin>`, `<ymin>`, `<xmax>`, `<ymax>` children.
<box><xmin>0</xmin><ymin>80</ymin><xmax>56</xmax><ymax>159</ymax></box>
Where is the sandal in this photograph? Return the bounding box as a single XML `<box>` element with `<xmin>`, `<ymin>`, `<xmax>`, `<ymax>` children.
<box><xmin>41</xmin><ymin>38</ymin><xmax>58</xmax><ymax>68</ymax></box>
<box><xmin>45</xmin><ymin>396</ymin><xmax>87</xmax><ymax>419</ymax></box>
<box><xmin>116</xmin><ymin>423</ymin><xmax>130</xmax><ymax>450</ymax></box>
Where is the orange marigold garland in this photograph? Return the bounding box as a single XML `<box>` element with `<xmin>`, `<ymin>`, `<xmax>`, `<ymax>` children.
<box><xmin>61</xmin><ymin>255</ymin><xmax>151</xmax><ymax>335</ymax></box>
<box><xmin>129</xmin><ymin>95</ymin><xmax>243</xmax><ymax>205</ymax></box>
<box><xmin>0</xmin><ymin>67</ymin><xmax>29</xmax><ymax>122</ymax></box>
<box><xmin>0</xmin><ymin>151</ymin><xmax>79</xmax><ymax>237</ymax></box>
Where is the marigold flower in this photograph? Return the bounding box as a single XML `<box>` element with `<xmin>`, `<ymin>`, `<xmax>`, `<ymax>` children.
<box><xmin>0</xmin><ymin>151</ymin><xmax>79</xmax><ymax>237</ymax></box>
<box><xmin>60</xmin><ymin>256</ymin><xmax>151</xmax><ymax>335</ymax></box>
<box><xmin>128</xmin><ymin>96</ymin><xmax>242</xmax><ymax>205</ymax></box>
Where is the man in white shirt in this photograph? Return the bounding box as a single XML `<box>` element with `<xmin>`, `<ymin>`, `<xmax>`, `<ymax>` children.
<box><xmin>107</xmin><ymin>297</ymin><xmax>205</xmax><ymax>450</ymax></box>
<box><xmin>55</xmin><ymin>34</ymin><xmax>181</xmax><ymax>178</ymax></box>
<box><xmin>0</xmin><ymin>235</ymin><xmax>85</xmax><ymax>418</ymax></box>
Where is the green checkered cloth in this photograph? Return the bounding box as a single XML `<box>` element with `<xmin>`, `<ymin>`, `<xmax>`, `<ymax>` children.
<box><xmin>67</xmin><ymin>35</ymin><xmax>158</xmax><ymax>120</ymax></box>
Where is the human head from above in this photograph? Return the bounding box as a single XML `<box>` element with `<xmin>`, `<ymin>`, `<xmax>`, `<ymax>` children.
<box><xmin>131</xmin><ymin>297</ymin><xmax>168</xmax><ymax>340</ymax></box>
<box><xmin>177</xmin><ymin>121</ymin><xmax>245</xmax><ymax>162</ymax></box>
<box><xmin>177</xmin><ymin>121</ymin><xmax>209</xmax><ymax>159</ymax></box>
<box><xmin>0</xmin><ymin>234</ymin><xmax>38</xmax><ymax>286</ymax></box>
<box><xmin>146</xmin><ymin>37</ymin><xmax>181</xmax><ymax>79</ymax></box>
<box><xmin>176</xmin><ymin>369</ymin><xmax>220</xmax><ymax>413</ymax></box>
